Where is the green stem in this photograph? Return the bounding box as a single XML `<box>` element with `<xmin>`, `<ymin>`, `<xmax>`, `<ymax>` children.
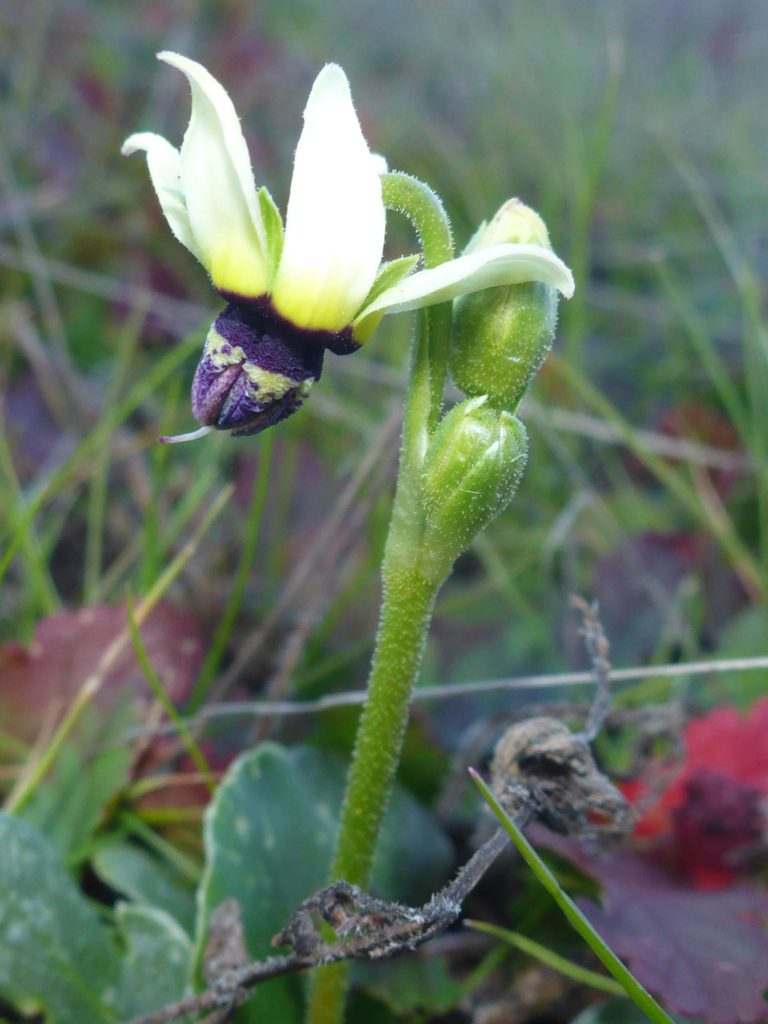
<box><xmin>306</xmin><ymin>567</ymin><xmax>439</xmax><ymax>1024</ymax></box>
<box><xmin>327</xmin><ymin>566</ymin><xmax>437</xmax><ymax>883</ymax></box>
<box><xmin>381</xmin><ymin>171</ymin><xmax>454</xmax><ymax>428</ymax></box>
<box><xmin>381</xmin><ymin>171</ymin><xmax>453</xmax><ymax>268</ymax></box>
<box><xmin>305</xmin><ymin>175</ymin><xmax>453</xmax><ymax>1024</ymax></box>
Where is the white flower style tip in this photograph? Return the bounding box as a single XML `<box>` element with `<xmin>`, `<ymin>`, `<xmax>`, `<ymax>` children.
<box><xmin>123</xmin><ymin>53</ymin><xmax>573</xmax><ymax>345</ymax></box>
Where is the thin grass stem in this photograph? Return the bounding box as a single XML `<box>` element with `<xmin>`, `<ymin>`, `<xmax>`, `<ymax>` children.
<box><xmin>188</xmin><ymin>433</ymin><xmax>274</xmax><ymax>711</ymax></box>
<box><xmin>467</xmin><ymin>919</ymin><xmax>626</xmax><ymax>997</ymax></box>
<box><xmin>126</xmin><ymin>597</ymin><xmax>214</xmax><ymax>793</ymax></box>
<box><xmin>471</xmin><ymin>770</ymin><xmax>674</xmax><ymax>1024</ymax></box>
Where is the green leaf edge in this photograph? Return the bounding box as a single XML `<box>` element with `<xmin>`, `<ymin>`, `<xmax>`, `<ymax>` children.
<box><xmin>362</xmin><ymin>254</ymin><xmax>420</xmax><ymax>309</ymax></box>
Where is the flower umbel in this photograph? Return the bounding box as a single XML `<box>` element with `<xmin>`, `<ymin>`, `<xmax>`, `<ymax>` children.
<box><xmin>123</xmin><ymin>54</ymin><xmax>574</xmax><ymax>439</ymax></box>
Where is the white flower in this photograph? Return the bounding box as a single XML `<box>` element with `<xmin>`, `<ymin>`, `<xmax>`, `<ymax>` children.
<box><xmin>122</xmin><ymin>54</ymin><xmax>574</xmax><ymax>439</ymax></box>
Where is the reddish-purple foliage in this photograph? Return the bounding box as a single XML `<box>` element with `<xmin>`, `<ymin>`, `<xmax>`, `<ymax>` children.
<box><xmin>623</xmin><ymin>699</ymin><xmax>768</xmax><ymax>889</ymax></box>
<box><xmin>543</xmin><ymin>836</ymin><xmax>768</xmax><ymax>1024</ymax></box>
<box><xmin>0</xmin><ymin>603</ymin><xmax>203</xmax><ymax>743</ymax></box>
<box><xmin>534</xmin><ymin>699</ymin><xmax>768</xmax><ymax>1023</ymax></box>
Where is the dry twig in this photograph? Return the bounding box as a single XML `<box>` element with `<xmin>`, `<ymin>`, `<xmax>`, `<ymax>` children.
<box><xmin>570</xmin><ymin>596</ymin><xmax>612</xmax><ymax>743</ymax></box>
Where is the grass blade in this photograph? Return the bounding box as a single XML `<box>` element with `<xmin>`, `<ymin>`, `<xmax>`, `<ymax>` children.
<box><xmin>470</xmin><ymin>768</ymin><xmax>674</xmax><ymax>1024</ymax></box>
<box><xmin>466</xmin><ymin>919</ymin><xmax>625</xmax><ymax>997</ymax></box>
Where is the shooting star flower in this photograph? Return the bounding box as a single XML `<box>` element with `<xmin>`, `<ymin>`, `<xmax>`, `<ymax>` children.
<box><xmin>123</xmin><ymin>54</ymin><xmax>574</xmax><ymax>439</ymax></box>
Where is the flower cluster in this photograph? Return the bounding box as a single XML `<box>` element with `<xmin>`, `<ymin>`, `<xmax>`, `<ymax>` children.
<box><xmin>123</xmin><ymin>54</ymin><xmax>573</xmax><ymax>440</ymax></box>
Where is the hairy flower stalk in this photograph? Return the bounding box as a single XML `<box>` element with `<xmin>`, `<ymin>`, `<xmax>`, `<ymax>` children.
<box><xmin>123</xmin><ymin>56</ymin><xmax>573</xmax><ymax>1024</ymax></box>
<box><xmin>307</xmin><ymin>188</ymin><xmax>570</xmax><ymax>1023</ymax></box>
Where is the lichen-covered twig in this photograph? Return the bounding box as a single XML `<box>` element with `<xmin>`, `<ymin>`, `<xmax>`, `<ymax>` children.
<box><xmin>570</xmin><ymin>595</ymin><xmax>612</xmax><ymax>743</ymax></box>
<box><xmin>124</xmin><ymin>824</ymin><xmax>514</xmax><ymax>1024</ymax></box>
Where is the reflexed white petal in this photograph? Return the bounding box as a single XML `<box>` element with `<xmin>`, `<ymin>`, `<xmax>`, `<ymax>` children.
<box><xmin>122</xmin><ymin>132</ymin><xmax>201</xmax><ymax>259</ymax></box>
<box><xmin>355</xmin><ymin>243</ymin><xmax>574</xmax><ymax>332</ymax></box>
<box><xmin>271</xmin><ymin>64</ymin><xmax>385</xmax><ymax>332</ymax></box>
<box><xmin>158</xmin><ymin>52</ymin><xmax>268</xmax><ymax>297</ymax></box>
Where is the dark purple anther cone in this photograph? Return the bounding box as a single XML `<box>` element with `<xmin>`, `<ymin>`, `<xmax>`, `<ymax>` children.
<box><xmin>192</xmin><ymin>301</ymin><xmax>327</xmax><ymax>437</ymax></box>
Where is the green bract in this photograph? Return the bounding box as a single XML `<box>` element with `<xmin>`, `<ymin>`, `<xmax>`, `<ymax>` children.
<box><xmin>422</xmin><ymin>397</ymin><xmax>528</xmax><ymax>574</ymax></box>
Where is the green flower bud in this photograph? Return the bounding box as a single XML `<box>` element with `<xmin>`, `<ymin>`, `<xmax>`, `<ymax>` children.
<box><xmin>450</xmin><ymin>199</ymin><xmax>561</xmax><ymax>411</ymax></box>
<box><xmin>467</xmin><ymin>198</ymin><xmax>551</xmax><ymax>251</ymax></box>
<box><xmin>422</xmin><ymin>397</ymin><xmax>528</xmax><ymax>574</ymax></box>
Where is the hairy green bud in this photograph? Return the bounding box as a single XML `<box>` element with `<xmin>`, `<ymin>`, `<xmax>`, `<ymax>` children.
<box><xmin>421</xmin><ymin>397</ymin><xmax>528</xmax><ymax>575</ymax></box>
<box><xmin>450</xmin><ymin>199</ymin><xmax>561</xmax><ymax>411</ymax></box>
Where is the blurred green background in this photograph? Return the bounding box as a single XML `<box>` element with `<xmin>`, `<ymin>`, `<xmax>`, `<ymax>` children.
<box><xmin>1</xmin><ymin>0</ymin><xmax>766</xmax><ymax>718</ymax></box>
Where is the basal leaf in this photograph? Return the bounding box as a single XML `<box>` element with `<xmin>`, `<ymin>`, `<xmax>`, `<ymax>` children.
<box><xmin>111</xmin><ymin>904</ymin><xmax>193</xmax><ymax>1020</ymax></box>
<box><xmin>196</xmin><ymin>743</ymin><xmax>453</xmax><ymax>1022</ymax></box>
<box><xmin>0</xmin><ymin>603</ymin><xmax>203</xmax><ymax>744</ymax></box>
<box><xmin>0</xmin><ymin>812</ymin><xmax>118</xmax><ymax>1023</ymax></box>
<box><xmin>93</xmin><ymin>840</ymin><xmax>197</xmax><ymax>934</ymax></box>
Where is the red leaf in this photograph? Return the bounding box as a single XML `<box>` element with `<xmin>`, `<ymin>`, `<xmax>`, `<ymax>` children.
<box><xmin>0</xmin><ymin>604</ymin><xmax>204</xmax><ymax>744</ymax></box>
<box><xmin>539</xmin><ymin>833</ymin><xmax>768</xmax><ymax>1024</ymax></box>
<box><xmin>625</xmin><ymin>699</ymin><xmax>768</xmax><ymax>887</ymax></box>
